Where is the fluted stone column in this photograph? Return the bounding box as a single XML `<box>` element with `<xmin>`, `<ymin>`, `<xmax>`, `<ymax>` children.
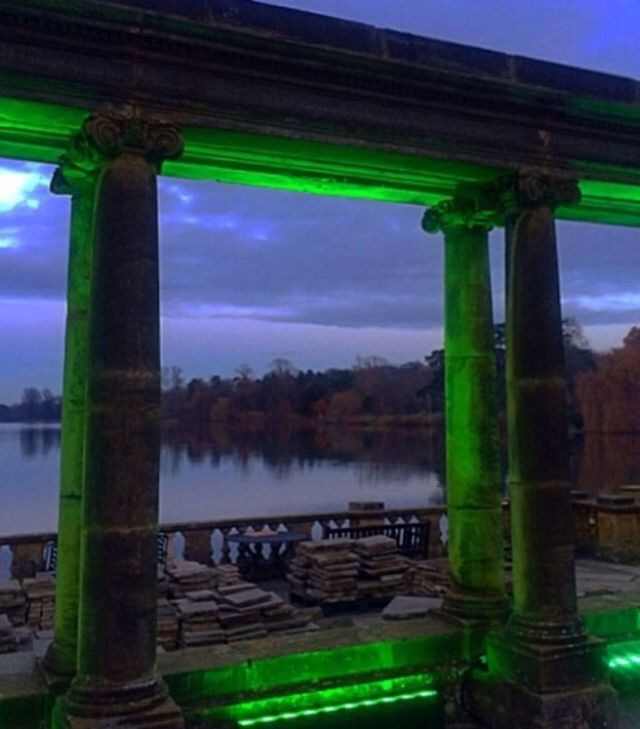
<box><xmin>44</xmin><ymin>164</ymin><xmax>96</xmax><ymax>677</ymax></box>
<box><xmin>501</xmin><ymin>173</ymin><xmax>584</xmax><ymax>645</ymax></box>
<box><xmin>423</xmin><ymin>185</ymin><xmax>507</xmax><ymax>621</ymax></box>
<box><xmin>54</xmin><ymin>112</ymin><xmax>184</xmax><ymax>729</ymax></box>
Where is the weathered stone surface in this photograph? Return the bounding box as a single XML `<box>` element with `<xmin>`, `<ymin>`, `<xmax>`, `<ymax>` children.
<box><xmin>382</xmin><ymin>596</ymin><xmax>442</xmax><ymax>621</ymax></box>
<box><xmin>505</xmin><ymin>182</ymin><xmax>584</xmax><ymax>645</ymax></box>
<box><xmin>425</xmin><ymin>200</ymin><xmax>506</xmax><ymax>620</ymax></box>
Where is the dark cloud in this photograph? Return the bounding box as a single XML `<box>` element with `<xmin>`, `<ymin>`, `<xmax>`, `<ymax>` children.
<box><xmin>0</xmin><ymin>1</ymin><xmax>639</xmax><ymax>401</ymax></box>
<box><xmin>159</xmin><ymin>180</ymin><xmax>441</xmax><ymax>328</ymax></box>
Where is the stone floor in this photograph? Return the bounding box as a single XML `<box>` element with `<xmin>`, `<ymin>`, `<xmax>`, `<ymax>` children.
<box><xmin>575</xmin><ymin>559</ymin><xmax>640</xmax><ymax>596</ymax></box>
<box><xmin>3</xmin><ymin>558</ymin><xmax>640</xmax><ymax>727</ymax></box>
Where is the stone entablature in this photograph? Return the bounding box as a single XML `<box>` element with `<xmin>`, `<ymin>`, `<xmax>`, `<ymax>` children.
<box><xmin>0</xmin><ymin>0</ymin><xmax>640</xmax><ymax>224</ymax></box>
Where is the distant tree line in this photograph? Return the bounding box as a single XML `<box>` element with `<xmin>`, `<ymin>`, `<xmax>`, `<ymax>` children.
<box><xmin>161</xmin><ymin>318</ymin><xmax>598</xmax><ymax>430</ymax></box>
<box><xmin>5</xmin><ymin>318</ymin><xmax>638</xmax><ymax>432</ymax></box>
<box><xmin>161</xmin><ymin>355</ymin><xmax>436</xmax><ymax>429</ymax></box>
<box><xmin>0</xmin><ymin>387</ymin><xmax>61</xmax><ymax>423</ymax></box>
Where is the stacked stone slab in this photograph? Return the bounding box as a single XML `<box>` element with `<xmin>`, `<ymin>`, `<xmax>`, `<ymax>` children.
<box><xmin>156</xmin><ymin>598</ymin><xmax>179</xmax><ymax>651</ymax></box>
<box><xmin>0</xmin><ymin>614</ymin><xmax>17</xmax><ymax>654</ymax></box>
<box><xmin>167</xmin><ymin>561</ymin><xmax>216</xmax><ymax>598</ymax></box>
<box><xmin>157</xmin><ymin>566</ymin><xmax>169</xmax><ymax>598</ymax></box>
<box><xmin>175</xmin><ymin>590</ymin><xmax>225</xmax><ymax>648</ymax></box>
<box><xmin>216</xmin><ymin>585</ymin><xmax>269</xmax><ymax>642</ymax></box>
<box><xmin>23</xmin><ymin>573</ymin><xmax>55</xmax><ymax>631</ymax></box>
<box><xmin>262</xmin><ymin>600</ymin><xmax>314</xmax><ymax>635</ymax></box>
<box><xmin>408</xmin><ymin>560</ymin><xmax>450</xmax><ymax>597</ymax></box>
<box><xmin>0</xmin><ymin>579</ymin><xmax>27</xmax><ymax>626</ymax></box>
<box><xmin>287</xmin><ymin>539</ymin><xmax>358</xmax><ymax>603</ymax></box>
<box><xmin>355</xmin><ymin>535</ymin><xmax>410</xmax><ymax>599</ymax></box>
<box><xmin>213</xmin><ymin>564</ymin><xmax>241</xmax><ymax>587</ymax></box>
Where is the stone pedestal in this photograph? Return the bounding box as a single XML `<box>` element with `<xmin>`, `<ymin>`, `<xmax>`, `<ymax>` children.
<box><xmin>183</xmin><ymin>529</ymin><xmax>213</xmax><ymax>565</ymax></box>
<box><xmin>52</xmin><ymin>692</ymin><xmax>183</xmax><ymax>729</ymax></box>
<box><xmin>348</xmin><ymin>501</ymin><xmax>385</xmax><ymax>528</ymax></box>
<box><xmin>471</xmin><ymin>664</ymin><xmax>618</xmax><ymax>729</ymax></box>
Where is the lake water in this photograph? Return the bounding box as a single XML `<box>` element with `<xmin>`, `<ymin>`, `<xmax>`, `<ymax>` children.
<box><xmin>0</xmin><ymin>424</ymin><xmax>445</xmax><ymax>535</ymax></box>
<box><xmin>1</xmin><ymin>423</ymin><xmax>638</xmax><ymax>536</ymax></box>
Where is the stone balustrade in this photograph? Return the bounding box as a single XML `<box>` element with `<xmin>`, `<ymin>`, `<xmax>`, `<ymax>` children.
<box><xmin>0</xmin><ymin>506</ymin><xmax>448</xmax><ymax>581</ymax></box>
<box><xmin>2</xmin><ymin>495</ymin><xmax>637</xmax><ymax>583</ymax></box>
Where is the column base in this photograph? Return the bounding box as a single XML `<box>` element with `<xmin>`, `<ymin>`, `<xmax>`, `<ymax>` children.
<box><xmin>470</xmin><ymin>672</ymin><xmax>618</xmax><ymax>729</ymax></box>
<box><xmin>42</xmin><ymin>640</ymin><xmax>76</xmax><ymax>679</ymax></box>
<box><xmin>469</xmin><ymin>627</ymin><xmax>618</xmax><ymax>728</ymax></box>
<box><xmin>486</xmin><ymin>628</ymin><xmax>608</xmax><ymax>693</ymax></box>
<box><xmin>442</xmin><ymin>589</ymin><xmax>510</xmax><ymax>623</ymax></box>
<box><xmin>52</xmin><ymin>676</ymin><xmax>184</xmax><ymax>729</ymax></box>
<box><xmin>507</xmin><ymin>611</ymin><xmax>587</xmax><ymax>646</ymax></box>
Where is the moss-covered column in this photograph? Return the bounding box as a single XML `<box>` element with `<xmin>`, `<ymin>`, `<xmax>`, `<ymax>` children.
<box><xmin>502</xmin><ymin>173</ymin><xmax>585</xmax><ymax>644</ymax></box>
<box><xmin>423</xmin><ymin>185</ymin><xmax>507</xmax><ymax>621</ymax></box>
<box><xmin>43</xmin><ymin>164</ymin><xmax>95</xmax><ymax>677</ymax></box>
<box><xmin>55</xmin><ymin>112</ymin><xmax>184</xmax><ymax>729</ymax></box>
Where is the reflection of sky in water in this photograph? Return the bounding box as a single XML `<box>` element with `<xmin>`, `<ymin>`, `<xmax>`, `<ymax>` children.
<box><xmin>0</xmin><ymin>424</ymin><xmax>443</xmax><ymax>534</ymax></box>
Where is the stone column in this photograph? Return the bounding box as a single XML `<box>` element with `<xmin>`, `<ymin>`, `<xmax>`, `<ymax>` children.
<box><xmin>501</xmin><ymin>173</ymin><xmax>584</xmax><ymax>644</ymax></box>
<box><xmin>423</xmin><ymin>184</ymin><xmax>507</xmax><ymax>621</ymax></box>
<box><xmin>43</xmin><ymin>164</ymin><xmax>95</xmax><ymax>677</ymax></box>
<box><xmin>54</xmin><ymin>112</ymin><xmax>184</xmax><ymax>729</ymax></box>
<box><xmin>474</xmin><ymin>174</ymin><xmax>617</xmax><ymax>729</ymax></box>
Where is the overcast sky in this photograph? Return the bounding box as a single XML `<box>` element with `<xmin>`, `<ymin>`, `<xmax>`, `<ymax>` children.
<box><xmin>1</xmin><ymin>0</ymin><xmax>639</xmax><ymax>402</ymax></box>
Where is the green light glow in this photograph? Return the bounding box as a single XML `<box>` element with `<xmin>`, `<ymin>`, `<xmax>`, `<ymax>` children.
<box><xmin>237</xmin><ymin>689</ymin><xmax>437</xmax><ymax>727</ymax></box>
<box><xmin>609</xmin><ymin>655</ymin><xmax>640</xmax><ymax>669</ymax></box>
<box><xmin>189</xmin><ymin>672</ymin><xmax>440</xmax><ymax>726</ymax></box>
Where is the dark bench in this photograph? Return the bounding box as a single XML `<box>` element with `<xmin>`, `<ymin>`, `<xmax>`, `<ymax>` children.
<box><xmin>325</xmin><ymin>521</ymin><xmax>430</xmax><ymax>559</ymax></box>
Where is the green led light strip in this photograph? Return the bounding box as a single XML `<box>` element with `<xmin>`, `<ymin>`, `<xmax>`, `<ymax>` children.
<box><xmin>609</xmin><ymin>654</ymin><xmax>640</xmax><ymax>669</ymax></box>
<box><xmin>238</xmin><ymin>689</ymin><xmax>437</xmax><ymax>726</ymax></box>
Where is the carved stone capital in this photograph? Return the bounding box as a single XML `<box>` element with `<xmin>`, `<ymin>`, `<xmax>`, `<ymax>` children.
<box><xmin>422</xmin><ymin>182</ymin><xmax>500</xmax><ymax>235</ymax></box>
<box><xmin>65</xmin><ymin>111</ymin><xmax>184</xmax><ymax>173</ymax></box>
<box><xmin>497</xmin><ymin>172</ymin><xmax>581</xmax><ymax>215</ymax></box>
<box><xmin>50</xmin><ymin>163</ymin><xmax>94</xmax><ymax>197</ymax></box>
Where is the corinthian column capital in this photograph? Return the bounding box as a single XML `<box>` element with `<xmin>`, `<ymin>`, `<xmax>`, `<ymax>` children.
<box><xmin>496</xmin><ymin>171</ymin><xmax>581</xmax><ymax>215</ymax></box>
<box><xmin>422</xmin><ymin>181</ymin><xmax>500</xmax><ymax>235</ymax></box>
<box><xmin>65</xmin><ymin>111</ymin><xmax>184</xmax><ymax>173</ymax></box>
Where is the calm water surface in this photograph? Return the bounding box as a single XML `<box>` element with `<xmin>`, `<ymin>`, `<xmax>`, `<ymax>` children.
<box><xmin>1</xmin><ymin>423</ymin><xmax>638</xmax><ymax>535</ymax></box>
<box><xmin>0</xmin><ymin>424</ymin><xmax>445</xmax><ymax>534</ymax></box>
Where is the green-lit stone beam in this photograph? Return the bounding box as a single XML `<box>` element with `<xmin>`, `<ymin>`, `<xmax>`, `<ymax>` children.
<box><xmin>423</xmin><ymin>185</ymin><xmax>507</xmax><ymax>621</ymax></box>
<box><xmin>42</xmin><ymin>161</ymin><xmax>95</xmax><ymax>677</ymax></box>
<box><xmin>2</xmin><ymin>0</ymin><xmax>640</xmax><ymax>224</ymax></box>
<box><xmin>52</xmin><ymin>112</ymin><xmax>184</xmax><ymax>729</ymax></box>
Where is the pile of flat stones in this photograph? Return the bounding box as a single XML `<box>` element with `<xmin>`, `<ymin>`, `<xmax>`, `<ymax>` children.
<box><xmin>355</xmin><ymin>535</ymin><xmax>410</xmax><ymax>599</ymax></box>
<box><xmin>0</xmin><ymin>614</ymin><xmax>17</xmax><ymax>654</ymax></box>
<box><xmin>175</xmin><ymin>590</ymin><xmax>226</xmax><ymax>648</ymax></box>
<box><xmin>0</xmin><ymin>579</ymin><xmax>27</xmax><ymax>627</ymax></box>
<box><xmin>287</xmin><ymin>538</ymin><xmax>359</xmax><ymax>603</ymax></box>
<box><xmin>288</xmin><ymin>536</ymin><xmax>423</xmax><ymax>605</ymax></box>
<box><xmin>167</xmin><ymin>561</ymin><xmax>216</xmax><ymax>598</ymax></box>
<box><xmin>23</xmin><ymin>573</ymin><xmax>56</xmax><ymax>631</ymax></box>
<box><xmin>156</xmin><ymin>599</ymin><xmax>179</xmax><ymax>651</ymax></box>
<box><xmin>160</xmin><ymin>562</ymin><xmax>315</xmax><ymax>649</ymax></box>
<box><xmin>407</xmin><ymin>559</ymin><xmax>450</xmax><ymax>597</ymax></box>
